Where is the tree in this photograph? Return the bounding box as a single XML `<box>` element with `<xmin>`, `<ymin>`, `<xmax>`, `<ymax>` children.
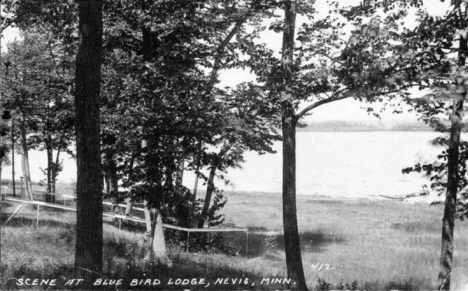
<box><xmin>3</xmin><ymin>32</ymin><xmax>75</xmax><ymax>203</ymax></box>
<box><xmin>98</xmin><ymin>0</ymin><xmax>283</xmax><ymax>260</ymax></box>
<box><xmin>279</xmin><ymin>2</ymin><xmax>306</xmax><ymax>288</ymax></box>
<box><xmin>74</xmin><ymin>0</ymin><xmax>103</xmax><ymax>286</ymax></box>
<box><xmin>247</xmin><ymin>1</ymin><xmax>423</xmax><ymax>289</ymax></box>
<box><xmin>0</xmin><ymin>0</ymin><xmax>17</xmax><ymax>193</ymax></box>
<box><xmin>399</xmin><ymin>1</ymin><xmax>468</xmax><ymax>288</ymax></box>
<box><xmin>197</xmin><ymin>83</ymin><xmax>281</xmax><ymax>228</ymax></box>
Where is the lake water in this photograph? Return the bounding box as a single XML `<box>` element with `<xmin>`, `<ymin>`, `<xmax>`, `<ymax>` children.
<box><xmin>186</xmin><ymin>131</ymin><xmax>443</xmax><ymax>199</ymax></box>
<box><xmin>5</xmin><ymin>131</ymin><xmax>443</xmax><ymax>199</ymax></box>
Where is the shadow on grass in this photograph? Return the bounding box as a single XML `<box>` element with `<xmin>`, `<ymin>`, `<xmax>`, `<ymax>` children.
<box><xmin>103</xmin><ymin>216</ymin><xmax>148</xmax><ymax>233</ymax></box>
<box><xmin>179</xmin><ymin>229</ymin><xmax>346</xmax><ymax>258</ymax></box>
<box><xmin>103</xmin><ymin>221</ymin><xmax>345</xmax><ymax>258</ymax></box>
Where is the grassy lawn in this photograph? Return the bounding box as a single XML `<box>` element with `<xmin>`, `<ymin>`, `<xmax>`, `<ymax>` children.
<box><xmin>1</xmin><ymin>185</ymin><xmax>468</xmax><ymax>290</ymax></box>
<box><xmin>222</xmin><ymin>191</ymin><xmax>468</xmax><ymax>290</ymax></box>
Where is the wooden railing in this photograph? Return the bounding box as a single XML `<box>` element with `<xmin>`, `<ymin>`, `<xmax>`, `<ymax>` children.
<box><xmin>2</xmin><ymin>196</ymin><xmax>249</xmax><ymax>253</ymax></box>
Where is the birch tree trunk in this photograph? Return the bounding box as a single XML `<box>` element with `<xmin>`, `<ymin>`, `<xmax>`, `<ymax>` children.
<box><xmin>151</xmin><ymin>206</ymin><xmax>167</xmax><ymax>260</ymax></box>
<box><xmin>20</xmin><ymin>117</ymin><xmax>34</xmax><ymax>202</ymax></box>
<box><xmin>438</xmin><ymin>98</ymin><xmax>463</xmax><ymax>290</ymax></box>
<box><xmin>143</xmin><ymin>199</ymin><xmax>169</xmax><ymax>265</ymax></box>
<box><xmin>437</xmin><ymin>19</ymin><xmax>468</xmax><ymax>291</ymax></box>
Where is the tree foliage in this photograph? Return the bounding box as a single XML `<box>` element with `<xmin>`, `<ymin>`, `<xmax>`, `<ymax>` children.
<box><xmin>381</xmin><ymin>0</ymin><xmax>468</xmax><ymax>289</ymax></box>
<box><xmin>249</xmin><ymin>0</ymin><xmax>426</xmax><ymax>289</ymax></box>
<box><xmin>2</xmin><ymin>31</ymin><xmax>75</xmax><ymax>201</ymax></box>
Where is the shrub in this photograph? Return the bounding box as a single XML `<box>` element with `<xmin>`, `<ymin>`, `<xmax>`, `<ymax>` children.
<box><xmin>316</xmin><ymin>278</ymin><xmax>331</xmax><ymax>291</ymax></box>
<box><xmin>337</xmin><ymin>280</ymin><xmax>359</xmax><ymax>291</ymax></box>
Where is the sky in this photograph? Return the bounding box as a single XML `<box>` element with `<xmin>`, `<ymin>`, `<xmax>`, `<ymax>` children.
<box><xmin>0</xmin><ymin>0</ymin><xmax>452</xmax><ymax>123</ymax></box>
<box><xmin>0</xmin><ymin>0</ymin><xmax>454</xmax><ymax>184</ymax></box>
<box><xmin>217</xmin><ymin>0</ymin><xmax>450</xmax><ymax>123</ymax></box>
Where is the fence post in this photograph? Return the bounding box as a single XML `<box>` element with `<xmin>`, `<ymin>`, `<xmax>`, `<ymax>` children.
<box><xmin>36</xmin><ymin>205</ymin><xmax>40</xmax><ymax>229</ymax></box>
<box><xmin>125</xmin><ymin>197</ymin><xmax>133</xmax><ymax>216</ymax></box>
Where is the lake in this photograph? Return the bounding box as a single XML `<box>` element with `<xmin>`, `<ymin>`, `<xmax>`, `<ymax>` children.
<box><xmin>5</xmin><ymin>131</ymin><xmax>443</xmax><ymax>199</ymax></box>
<box><xmin>187</xmin><ymin>131</ymin><xmax>443</xmax><ymax>199</ymax></box>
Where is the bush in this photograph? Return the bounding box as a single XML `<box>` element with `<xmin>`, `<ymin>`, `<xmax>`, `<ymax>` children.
<box><xmin>337</xmin><ymin>280</ymin><xmax>359</xmax><ymax>290</ymax></box>
<box><xmin>316</xmin><ymin>278</ymin><xmax>331</xmax><ymax>291</ymax></box>
<box><xmin>315</xmin><ymin>278</ymin><xmax>359</xmax><ymax>291</ymax></box>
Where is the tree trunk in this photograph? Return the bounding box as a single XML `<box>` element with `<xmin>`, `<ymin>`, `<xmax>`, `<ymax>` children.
<box><xmin>125</xmin><ymin>153</ymin><xmax>135</xmax><ymax>216</ymax></box>
<box><xmin>197</xmin><ymin>162</ymin><xmax>217</xmax><ymax>228</ymax></box>
<box><xmin>282</xmin><ymin>104</ymin><xmax>307</xmax><ymax>291</ymax></box>
<box><xmin>192</xmin><ymin>140</ymin><xmax>202</xmax><ymax>203</ymax></box>
<box><xmin>438</xmin><ymin>98</ymin><xmax>463</xmax><ymax>290</ymax></box>
<box><xmin>437</xmin><ymin>18</ymin><xmax>468</xmax><ymax>291</ymax></box>
<box><xmin>143</xmin><ymin>199</ymin><xmax>152</xmax><ymax>233</ymax></box>
<box><xmin>151</xmin><ymin>206</ymin><xmax>167</xmax><ymax>261</ymax></box>
<box><xmin>143</xmin><ymin>199</ymin><xmax>168</xmax><ymax>264</ymax></box>
<box><xmin>74</xmin><ymin>0</ymin><xmax>104</xmax><ymax>287</ymax></box>
<box><xmin>45</xmin><ymin>145</ymin><xmax>55</xmax><ymax>203</ymax></box>
<box><xmin>103</xmin><ymin>154</ymin><xmax>119</xmax><ymax>213</ymax></box>
<box><xmin>103</xmin><ymin>153</ymin><xmax>118</xmax><ymax>194</ymax></box>
<box><xmin>280</xmin><ymin>1</ymin><xmax>308</xmax><ymax>290</ymax></box>
<box><xmin>176</xmin><ymin>147</ymin><xmax>185</xmax><ymax>187</ymax></box>
<box><xmin>20</xmin><ymin>117</ymin><xmax>34</xmax><ymax>202</ymax></box>
<box><xmin>52</xmin><ymin>149</ymin><xmax>61</xmax><ymax>194</ymax></box>
<box><xmin>11</xmin><ymin>117</ymin><xmax>16</xmax><ymax>197</ymax></box>
<box><xmin>140</xmin><ymin>138</ymin><xmax>170</xmax><ymax>264</ymax></box>
<box><xmin>0</xmin><ymin>150</ymin><xmax>3</xmax><ymax>197</ymax></box>
<box><xmin>197</xmin><ymin>143</ymin><xmax>231</xmax><ymax>228</ymax></box>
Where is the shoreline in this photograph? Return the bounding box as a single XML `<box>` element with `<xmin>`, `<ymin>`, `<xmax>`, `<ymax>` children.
<box><xmin>223</xmin><ymin>190</ymin><xmax>443</xmax><ymax>204</ymax></box>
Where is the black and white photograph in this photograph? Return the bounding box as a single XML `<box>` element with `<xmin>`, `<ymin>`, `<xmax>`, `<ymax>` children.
<box><xmin>1</xmin><ymin>0</ymin><xmax>468</xmax><ymax>290</ymax></box>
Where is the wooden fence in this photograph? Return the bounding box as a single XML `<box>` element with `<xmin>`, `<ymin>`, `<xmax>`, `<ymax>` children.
<box><xmin>2</xmin><ymin>195</ymin><xmax>249</xmax><ymax>253</ymax></box>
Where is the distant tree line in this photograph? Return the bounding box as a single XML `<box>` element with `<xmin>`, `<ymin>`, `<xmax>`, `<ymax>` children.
<box><xmin>298</xmin><ymin>120</ymin><xmax>434</xmax><ymax>132</ymax></box>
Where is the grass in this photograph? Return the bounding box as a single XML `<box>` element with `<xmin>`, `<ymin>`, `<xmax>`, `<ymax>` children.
<box><xmin>221</xmin><ymin>191</ymin><xmax>468</xmax><ymax>290</ymax></box>
<box><xmin>2</xmin><ymin>186</ymin><xmax>468</xmax><ymax>290</ymax></box>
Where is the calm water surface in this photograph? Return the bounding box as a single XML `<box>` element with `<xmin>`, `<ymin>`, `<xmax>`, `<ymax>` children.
<box><xmin>204</xmin><ymin>131</ymin><xmax>442</xmax><ymax>198</ymax></box>
<box><xmin>8</xmin><ymin>132</ymin><xmax>442</xmax><ymax>199</ymax></box>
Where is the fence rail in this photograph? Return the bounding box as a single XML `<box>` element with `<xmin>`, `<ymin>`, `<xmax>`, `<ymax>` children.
<box><xmin>2</xmin><ymin>196</ymin><xmax>249</xmax><ymax>253</ymax></box>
